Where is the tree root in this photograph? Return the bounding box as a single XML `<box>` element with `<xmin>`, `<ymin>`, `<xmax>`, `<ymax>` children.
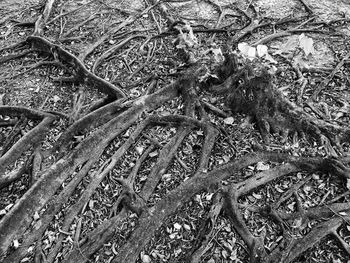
<box><xmin>0</xmin><ymin>107</ymin><xmax>56</xmax><ymax>188</ymax></box>
<box><xmin>0</xmin><ymin>79</ymin><xmax>177</xmax><ymax>257</ymax></box>
<box><xmin>1</xmin><ymin>158</ymin><xmax>99</xmax><ymax>263</ymax></box>
<box><xmin>209</xmin><ymin>55</ymin><xmax>350</xmax><ymax>147</ymax></box>
<box><xmin>26</xmin><ymin>36</ymin><xmax>126</xmax><ymax>99</ymax></box>
<box><xmin>190</xmin><ymin>193</ymin><xmax>224</xmax><ymax>263</ymax></box>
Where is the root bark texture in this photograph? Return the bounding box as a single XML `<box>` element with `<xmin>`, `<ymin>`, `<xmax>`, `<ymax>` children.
<box><xmin>1</xmin><ymin>1</ymin><xmax>350</xmax><ymax>263</ymax></box>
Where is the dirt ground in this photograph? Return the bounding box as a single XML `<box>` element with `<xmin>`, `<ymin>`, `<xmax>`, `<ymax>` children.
<box><xmin>1</xmin><ymin>0</ymin><xmax>350</xmax><ymax>262</ymax></box>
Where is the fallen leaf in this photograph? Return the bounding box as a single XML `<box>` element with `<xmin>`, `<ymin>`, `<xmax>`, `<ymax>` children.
<box><xmin>238</xmin><ymin>42</ymin><xmax>256</xmax><ymax>60</ymax></box>
<box><xmin>223</xmin><ymin>155</ymin><xmax>230</xmax><ymax>163</ymax></box>
<box><xmin>13</xmin><ymin>239</ymin><xmax>20</xmax><ymax>248</ymax></box>
<box><xmin>149</xmin><ymin>150</ymin><xmax>158</xmax><ymax>157</ymax></box>
<box><xmin>33</xmin><ymin>211</ymin><xmax>40</xmax><ymax>221</ymax></box>
<box><xmin>223</xmin><ymin>241</ymin><xmax>232</xmax><ymax>250</ymax></box>
<box><xmin>275</xmin><ymin>185</ymin><xmax>284</xmax><ymax>193</ymax></box>
<box><xmin>257</xmin><ymin>44</ymin><xmax>268</xmax><ymax>57</ymax></box>
<box><xmin>299</xmin><ymin>33</ymin><xmax>315</xmax><ymax>57</ymax></box>
<box><xmin>135</xmin><ymin>146</ymin><xmax>144</xmax><ymax>155</ymax></box>
<box><xmin>89</xmin><ymin>200</ymin><xmax>94</xmax><ymax>210</ymax></box>
<box><xmin>184</xmin><ymin>224</ymin><xmax>191</xmax><ymax>231</ymax></box>
<box><xmin>141</xmin><ymin>254</ymin><xmax>152</xmax><ymax>263</ymax></box>
<box><xmin>196</xmin><ymin>130</ymin><xmax>204</xmax><ymax>136</ymax></box>
<box><xmin>230</xmin><ymin>248</ymin><xmax>237</xmax><ymax>260</ymax></box>
<box><xmin>256</xmin><ymin>162</ymin><xmax>269</xmax><ymax>171</ymax></box>
<box><xmin>287</xmin><ymin>202</ymin><xmax>295</xmax><ymax>211</ymax></box>
<box><xmin>206</xmin><ymin>193</ymin><xmax>214</xmax><ymax>201</ymax></box>
<box><xmin>52</xmin><ymin>95</ymin><xmax>60</xmax><ymax>103</ymax></box>
<box><xmin>252</xmin><ymin>193</ymin><xmax>262</xmax><ymax>199</ymax></box>
<box><xmin>174</xmin><ymin>223</ymin><xmax>182</xmax><ymax>230</ymax></box>
<box><xmin>292</xmin><ymin>216</ymin><xmax>302</xmax><ymax>229</ymax></box>
<box><xmin>123</xmin><ymin>129</ymin><xmax>131</xmax><ymax>138</ymax></box>
<box><xmin>223</xmin><ymin>117</ymin><xmax>234</xmax><ymax>125</ymax></box>
<box><xmin>211</xmin><ymin>47</ymin><xmax>225</xmax><ymax>63</ymax></box>
<box><xmin>346</xmin><ymin>179</ymin><xmax>350</xmax><ymax>190</ymax></box>
<box><xmin>162</xmin><ymin>174</ymin><xmax>171</xmax><ymax>181</ymax></box>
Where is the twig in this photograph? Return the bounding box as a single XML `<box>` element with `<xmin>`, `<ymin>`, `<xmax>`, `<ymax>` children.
<box><xmin>312</xmin><ymin>52</ymin><xmax>350</xmax><ymax>100</ymax></box>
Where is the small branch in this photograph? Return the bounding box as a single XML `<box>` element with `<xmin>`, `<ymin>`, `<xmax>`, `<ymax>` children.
<box><xmin>190</xmin><ymin>193</ymin><xmax>224</xmax><ymax>263</ymax></box>
<box><xmin>276</xmin><ymin>215</ymin><xmax>349</xmax><ymax>262</ymax></box>
<box><xmin>0</xmin><ymin>50</ymin><xmax>31</xmax><ymax>65</ymax></box>
<box><xmin>1</xmin><ymin>159</ymin><xmax>99</xmax><ymax>263</ymax></box>
<box><xmin>27</xmin><ymin>35</ymin><xmax>126</xmax><ymax>99</ymax></box>
<box><xmin>34</xmin><ymin>0</ymin><xmax>56</xmax><ymax>35</ymax></box>
<box><xmin>312</xmin><ymin>52</ymin><xmax>350</xmax><ymax>100</ymax></box>
<box><xmin>92</xmin><ymin>34</ymin><xmax>146</xmax><ymax>74</ymax></box>
<box><xmin>298</xmin><ymin>0</ymin><xmax>314</xmax><ymax>15</ymax></box>
<box><xmin>0</xmin><ymin>116</ymin><xmax>55</xmax><ymax>177</ymax></box>
<box><xmin>222</xmin><ymin>186</ymin><xmax>267</xmax><ymax>262</ymax></box>
<box><xmin>201</xmin><ymin>100</ymin><xmax>229</xmax><ymax>118</ymax></box>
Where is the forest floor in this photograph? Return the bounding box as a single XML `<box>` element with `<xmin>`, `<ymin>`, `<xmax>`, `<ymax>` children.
<box><xmin>1</xmin><ymin>0</ymin><xmax>350</xmax><ymax>263</ymax></box>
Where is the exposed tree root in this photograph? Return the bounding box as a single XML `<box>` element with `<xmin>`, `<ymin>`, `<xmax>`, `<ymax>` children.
<box><xmin>0</xmin><ymin>50</ymin><xmax>31</xmax><ymax>65</ymax></box>
<box><xmin>1</xmin><ymin>158</ymin><xmax>99</xmax><ymax>263</ymax></box>
<box><xmin>92</xmin><ymin>34</ymin><xmax>147</xmax><ymax>74</ymax></box>
<box><xmin>223</xmin><ymin>186</ymin><xmax>267</xmax><ymax>263</ymax></box>
<box><xmin>189</xmin><ymin>193</ymin><xmax>224</xmax><ymax>263</ymax></box>
<box><xmin>2</xmin><ymin>2</ymin><xmax>350</xmax><ymax>262</ymax></box>
<box><xmin>276</xmin><ymin>214</ymin><xmax>350</xmax><ymax>263</ymax></box>
<box><xmin>26</xmin><ymin>36</ymin><xmax>126</xmax><ymax>99</ymax></box>
<box><xmin>0</xmin><ymin>78</ymin><xmax>178</xmax><ymax>257</ymax></box>
<box><xmin>78</xmin><ymin>4</ymin><xmax>158</xmax><ymax>62</ymax></box>
<box><xmin>209</xmin><ymin>55</ymin><xmax>350</xmax><ymax>148</ymax></box>
<box><xmin>0</xmin><ymin>107</ymin><xmax>55</xmax><ymax>188</ymax></box>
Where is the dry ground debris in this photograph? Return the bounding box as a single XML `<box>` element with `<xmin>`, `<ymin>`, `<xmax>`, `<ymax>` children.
<box><xmin>1</xmin><ymin>0</ymin><xmax>350</xmax><ymax>262</ymax></box>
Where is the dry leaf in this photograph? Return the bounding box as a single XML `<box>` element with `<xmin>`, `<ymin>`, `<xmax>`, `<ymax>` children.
<box><xmin>33</xmin><ymin>211</ymin><xmax>40</xmax><ymax>221</ymax></box>
<box><xmin>206</xmin><ymin>193</ymin><xmax>214</xmax><ymax>201</ymax></box>
<box><xmin>252</xmin><ymin>193</ymin><xmax>262</xmax><ymax>199</ymax></box>
<box><xmin>256</xmin><ymin>162</ymin><xmax>270</xmax><ymax>171</ymax></box>
<box><xmin>149</xmin><ymin>150</ymin><xmax>158</xmax><ymax>157</ymax></box>
<box><xmin>13</xmin><ymin>239</ymin><xmax>20</xmax><ymax>249</ymax></box>
<box><xmin>238</xmin><ymin>42</ymin><xmax>256</xmax><ymax>60</ymax></box>
<box><xmin>89</xmin><ymin>200</ymin><xmax>94</xmax><ymax>209</ymax></box>
<box><xmin>141</xmin><ymin>254</ymin><xmax>152</xmax><ymax>263</ymax></box>
<box><xmin>299</xmin><ymin>33</ymin><xmax>315</xmax><ymax>57</ymax></box>
<box><xmin>223</xmin><ymin>117</ymin><xmax>234</xmax><ymax>125</ymax></box>
<box><xmin>211</xmin><ymin>47</ymin><xmax>225</xmax><ymax>63</ymax></box>
<box><xmin>287</xmin><ymin>202</ymin><xmax>295</xmax><ymax>211</ymax></box>
<box><xmin>52</xmin><ymin>95</ymin><xmax>60</xmax><ymax>103</ymax></box>
<box><xmin>174</xmin><ymin>223</ymin><xmax>182</xmax><ymax>230</ymax></box>
<box><xmin>135</xmin><ymin>146</ymin><xmax>144</xmax><ymax>155</ymax></box>
<box><xmin>346</xmin><ymin>179</ymin><xmax>350</xmax><ymax>190</ymax></box>
<box><xmin>184</xmin><ymin>224</ymin><xmax>191</xmax><ymax>231</ymax></box>
<box><xmin>162</xmin><ymin>173</ymin><xmax>171</xmax><ymax>181</ymax></box>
